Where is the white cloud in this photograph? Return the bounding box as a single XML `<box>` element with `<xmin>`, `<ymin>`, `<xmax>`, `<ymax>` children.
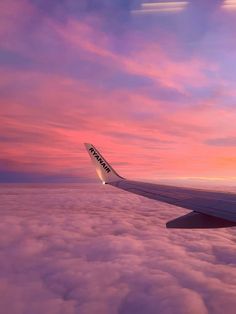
<box><xmin>0</xmin><ymin>184</ymin><xmax>236</xmax><ymax>313</ymax></box>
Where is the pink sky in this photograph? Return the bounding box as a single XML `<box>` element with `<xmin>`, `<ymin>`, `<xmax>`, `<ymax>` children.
<box><xmin>1</xmin><ymin>0</ymin><xmax>236</xmax><ymax>183</ymax></box>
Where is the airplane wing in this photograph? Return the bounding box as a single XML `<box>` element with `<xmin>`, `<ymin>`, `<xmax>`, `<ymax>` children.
<box><xmin>84</xmin><ymin>143</ymin><xmax>236</xmax><ymax>228</ymax></box>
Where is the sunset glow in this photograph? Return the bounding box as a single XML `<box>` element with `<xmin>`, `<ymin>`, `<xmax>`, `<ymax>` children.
<box><xmin>0</xmin><ymin>0</ymin><xmax>236</xmax><ymax>183</ymax></box>
<box><xmin>222</xmin><ymin>0</ymin><xmax>236</xmax><ymax>10</ymax></box>
<box><xmin>1</xmin><ymin>3</ymin><xmax>236</xmax><ymax>313</ymax></box>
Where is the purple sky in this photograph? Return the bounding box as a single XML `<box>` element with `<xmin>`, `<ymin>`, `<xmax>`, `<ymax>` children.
<box><xmin>1</xmin><ymin>4</ymin><xmax>236</xmax><ymax>312</ymax></box>
<box><xmin>1</xmin><ymin>0</ymin><xmax>236</xmax><ymax>183</ymax></box>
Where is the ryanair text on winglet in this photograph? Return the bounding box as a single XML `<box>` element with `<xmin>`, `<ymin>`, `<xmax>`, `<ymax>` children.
<box><xmin>89</xmin><ymin>147</ymin><xmax>111</xmax><ymax>173</ymax></box>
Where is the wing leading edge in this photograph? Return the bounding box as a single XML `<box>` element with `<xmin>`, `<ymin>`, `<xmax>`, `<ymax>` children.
<box><xmin>84</xmin><ymin>143</ymin><xmax>236</xmax><ymax>228</ymax></box>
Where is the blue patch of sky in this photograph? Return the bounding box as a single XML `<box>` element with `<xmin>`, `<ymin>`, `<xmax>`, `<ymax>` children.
<box><xmin>30</xmin><ymin>0</ymin><xmax>134</xmax><ymax>24</ymax></box>
<box><xmin>0</xmin><ymin>170</ymin><xmax>90</xmax><ymax>183</ymax></box>
<box><xmin>147</xmin><ymin>83</ymin><xmax>187</xmax><ymax>103</ymax></box>
<box><xmin>205</xmin><ymin>137</ymin><xmax>236</xmax><ymax>147</ymax></box>
<box><xmin>185</xmin><ymin>85</ymin><xmax>217</xmax><ymax>100</ymax></box>
<box><xmin>0</xmin><ymin>50</ymin><xmax>34</xmax><ymax>69</ymax></box>
<box><xmin>96</xmin><ymin>71</ymin><xmax>153</xmax><ymax>90</ymax></box>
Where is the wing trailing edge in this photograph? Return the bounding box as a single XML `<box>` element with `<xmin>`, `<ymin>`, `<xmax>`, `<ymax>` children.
<box><xmin>166</xmin><ymin>211</ymin><xmax>236</xmax><ymax>229</ymax></box>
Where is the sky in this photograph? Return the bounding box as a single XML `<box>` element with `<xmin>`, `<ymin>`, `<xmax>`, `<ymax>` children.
<box><xmin>1</xmin><ymin>183</ymin><xmax>236</xmax><ymax>314</ymax></box>
<box><xmin>1</xmin><ymin>0</ymin><xmax>236</xmax><ymax>183</ymax></box>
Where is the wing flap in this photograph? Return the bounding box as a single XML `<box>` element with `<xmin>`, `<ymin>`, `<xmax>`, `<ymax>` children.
<box><xmin>166</xmin><ymin>211</ymin><xmax>236</xmax><ymax>229</ymax></box>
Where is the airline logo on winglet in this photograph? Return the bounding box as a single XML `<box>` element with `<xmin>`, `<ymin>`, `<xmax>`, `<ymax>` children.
<box><xmin>89</xmin><ymin>147</ymin><xmax>111</xmax><ymax>173</ymax></box>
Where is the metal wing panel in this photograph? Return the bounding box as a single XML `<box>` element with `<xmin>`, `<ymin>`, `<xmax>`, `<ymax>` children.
<box><xmin>166</xmin><ymin>211</ymin><xmax>236</xmax><ymax>228</ymax></box>
<box><xmin>110</xmin><ymin>180</ymin><xmax>236</xmax><ymax>223</ymax></box>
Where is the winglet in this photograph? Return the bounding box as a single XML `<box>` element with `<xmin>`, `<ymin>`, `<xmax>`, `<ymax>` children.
<box><xmin>84</xmin><ymin>143</ymin><xmax>124</xmax><ymax>184</ymax></box>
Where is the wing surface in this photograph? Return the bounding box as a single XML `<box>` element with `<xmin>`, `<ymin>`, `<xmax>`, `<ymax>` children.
<box><xmin>110</xmin><ymin>180</ymin><xmax>236</xmax><ymax>224</ymax></box>
<box><xmin>85</xmin><ymin>143</ymin><xmax>236</xmax><ymax>228</ymax></box>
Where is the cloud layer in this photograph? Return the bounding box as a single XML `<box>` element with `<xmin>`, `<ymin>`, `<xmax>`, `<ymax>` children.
<box><xmin>1</xmin><ymin>183</ymin><xmax>236</xmax><ymax>313</ymax></box>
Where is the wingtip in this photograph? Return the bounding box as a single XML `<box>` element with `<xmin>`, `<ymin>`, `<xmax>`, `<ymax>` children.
<box><xmin>84</xmin><ymin>143</ymin><xmax>124</xmax><ymax>183</ymax></box>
